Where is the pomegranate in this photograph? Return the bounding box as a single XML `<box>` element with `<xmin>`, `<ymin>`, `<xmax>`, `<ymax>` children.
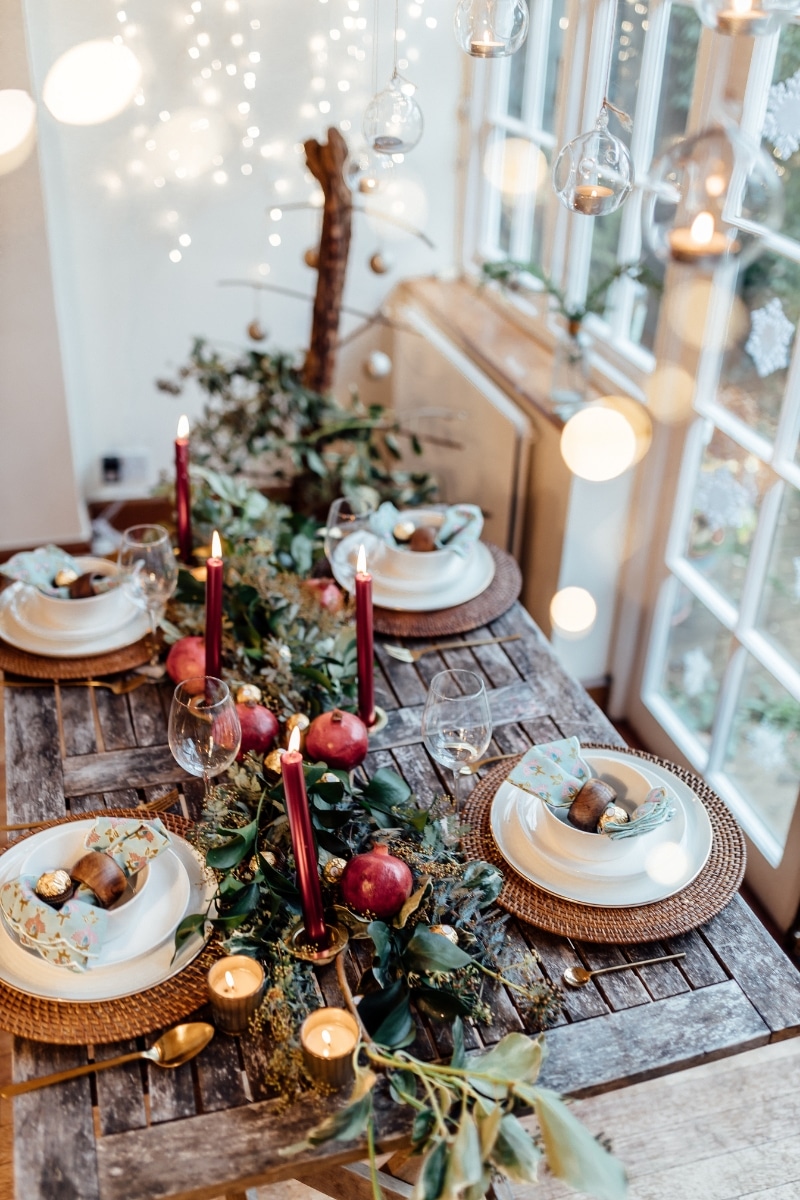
<box><xmin>303</xmin><ymin>578</ymin><xmax>344</xmax><ymax>613</ymax></box>
<box><xmin>235</xmin><ymin>702</ymin><xmax>279</xmax><ymax>762</ymax></box>
<box><xmin>305</xmin><ymin>709</ymin><xmax>368</xmax><ymax>771</ymax></box>
<box><xmin>340</xmin><ymin>844</ymin><xmax>413</xmax><ymax>920</ymax></box>
<box><xmin>165</xmin><ymin>636</ymin><xmax>205</xmax><ymax>684</ymax></box>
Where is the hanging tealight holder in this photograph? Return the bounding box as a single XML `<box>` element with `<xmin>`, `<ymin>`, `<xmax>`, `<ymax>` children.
<box><xmin>693</xmin><ymin>0</ymin><xmax>799</xmax><ymax>36</ymax></box>
<box><xmin>642</xmin><ymin>123</ymin><xmax>783</xmax><ymax>268</ymax></box>
<box><xmin>345</xmin><ymin>145</ymin><xmax>395</xmax><ymax>195</ymax></box>
<box><xmin>363</xmin><ymin>73</ymin><xmax>423</xmax><ymax>155</ymax></box>
<box><xmin>553</xmin><ymin>108</ymin><xmax>633</xmax><ymax>217</ymax></box>
<box><xmin>453</xmin><ymin>0</ymin><xmax>529</xmax><ymax>57</ymax></box>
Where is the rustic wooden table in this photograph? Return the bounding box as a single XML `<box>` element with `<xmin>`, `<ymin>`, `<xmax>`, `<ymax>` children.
<box><xmin>4</xmin><ymin>602</ymin><xmax>800</xmax><ymax>1200</ymax></box>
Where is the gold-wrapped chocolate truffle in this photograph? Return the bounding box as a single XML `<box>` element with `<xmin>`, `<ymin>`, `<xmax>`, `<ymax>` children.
<box><xmin>53</xmin><ymin>568</ymin><xmax>79</xmax><ymax>588</ymax></box>
<box><xmin>236</xmin><ymin>683</ymin><xmax>263</xmax><ymax>706</ymax></box>
<box><xmin>282</xmin><ymin>713</ymin><xmax>310</xmax><ymax>752</ymax></box>
<box><xmin>34</xmin><ymin>869</ymin><xmax>74</xmax><ymax>906</ymax></box>
<box><xmin>429</xmin><ymin>924</ymin><xmax>459</xmax><ymax>945</ymax></box>
<box><xmin>393</xmin><ymin>520</ymin><xmax>416</xmax><ymax>544</ymax></box>
<box><xmin>598</xmin><ymin>804</ymin><xmax>629</xmax><ymax>834</ymax></box>
<box><xmin>263</xmin><ymin>747</ymin><xmax>286</xmax><ymax>775</ymax></box>
<box><xmin>323</xmin><ymin>857</ymin><xmax>347</xmax><ymax>884</ymax></box>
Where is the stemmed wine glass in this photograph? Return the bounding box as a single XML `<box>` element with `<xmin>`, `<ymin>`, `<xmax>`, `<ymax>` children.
<box><xmin>168</xmin><ymin>677</ymin><xmax>242</xmax><ymax>801</ymax></box>
<box><xmin>323</xmin><ymin>496</ymin><xmax>378</xmax><ymax>589</ymax></box>
<box><xmin>118</xmin><ymin>524</ymin><xmax>178</xmax><ymax>645</ymax></box>
<box><xmin>421</xmin><ymin>669</ymin><xmax>493</xmax><ymax>807</ymax></box>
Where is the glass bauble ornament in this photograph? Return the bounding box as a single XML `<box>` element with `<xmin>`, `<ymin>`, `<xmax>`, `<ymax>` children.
<box><xmin>642</xmin><ymin>123</ymin><xmax>783</xmax><ymax>268</ymax></box>
<box><xmin>345</xmin><ymin>146</ymin><xmax>394</xmax><ymax>195</ymax></box>
<box><xmin>553</xmin><ymin>110</ymin><xmax>633</xmax><ymax>217</ymax></box>
<box><xmin>363</xmin><ymin>74</ymin><xmax>423</xmax><ymax>155</ymax></box>
<box><xmin>454</xmin><ymin>0</ymin><xmax>529</xmax><ymax>57</ymax></box>
<box><xmin>693</xmin><ymin>0</ymin><xmax>799</xmax><ymax>36</ymax></box>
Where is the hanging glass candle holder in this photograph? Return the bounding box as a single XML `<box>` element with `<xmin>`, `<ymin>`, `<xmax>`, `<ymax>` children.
<box><xmin>642</xmin><ymin>123</ymin><xmax>783</xmax><ymax>268</ymax></box>
<box><xmin>363</xmin><ymin>74</ymin><xmax>423</xmax><ymax>155</ymax></box>
<box><xmin>553</xmin><ymin>109</ymin><xmax>633</xmax><ymax>217</ymax></box>
<box><xmin>453</xmin><ymin>0</ymin><xmax>529</xmax><ymax>57</ymax></box>
<box><xmin>345</xmin><ymin>146</ymin><xmax>394</xmax><ymax>195</ymax></box>
<box><xmin>693</xmin><ymin>0</ymin><xmax>799</xmax><ymax>36</ymax></box>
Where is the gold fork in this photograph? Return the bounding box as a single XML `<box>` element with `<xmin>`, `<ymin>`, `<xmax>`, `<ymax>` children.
<box><xmin>0</xmin><ymin>676</ymin><xmax>152</xmax><ymax>696</ymax></box>
<box><xmin>0</xmin><ymin>788</ymin><xmax>181</xmax><ymax>833</ymax></box>
<box><xmin>458</xmin><ymin>752</ymin><xmax>521</xmax><ymax>777</ymax></box>
<box><xmin>383</xmin><ymin>634</ymin><xmax>521</xmax><ymax>664</ymax></box>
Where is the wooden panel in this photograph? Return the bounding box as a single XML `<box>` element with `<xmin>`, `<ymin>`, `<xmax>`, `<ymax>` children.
<box><xmin>63</xmin><ymin>745</ymin><xmax>188</xmax><ymax>796</ymax></box>
<box><xmin>59</xmin><ymin>686</ymin><xmax>98</xmax><ymax>757</ymax></box>
<box><xmin>95</xmin><ymin>1040</ymin><xmax>148</xmax><ymax>1136</ymax></box>
<box><xmin>195</xmin><ymin>1033</ymin><xmax>249</xmax><ymax>1114</ymax></box>
<box><xmin>94</xmin><ymin>690</ymin><xmax>137</xmax><ymax>751</ymax></box>
<box><xmin>4</xmin><ymin>690</ymin><xmax>65</xmax><ymax>822</ymax></box>
<box><xmin>145</xmin><ymin>1027</ymin><xmax>198</xmax><ymax>1125</ymax></box>
<box><xmin>128</xmin><ymin>684</ymin><xmax>170</xmax><ymax>748</ymax></box>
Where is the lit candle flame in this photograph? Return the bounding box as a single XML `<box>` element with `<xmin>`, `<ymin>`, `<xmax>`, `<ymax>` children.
<box><xmin>321</xmin><ymin>1028</ymin><xmax>332</xmax><ymax>1058</ymax></box>
<box><xmin>732</xmin><ymin>0</ymin><xmax>753</xmax><ymax>13</ymax></box>
<box><xmin>288</xmin><ymin>725</ymin><xmax>301</xmax><ymax>754</ymax></box>
<box><xmin>224</xmin><ymin>969</ymin><xmax>235</xmax><ymax>991</ymax></box>
<box><xmin>356</xmin><ymin>544</ymin><xmax>367</xmax><ymax>575</ymax></box>
<box><xmin>211</xmin><ymin>529</ymin><xmax>222</xmax><ymax>559</ymax></box>
<box><xmin>177</xmin><ymin>413</ymin><xmax>190</xmax><ymax>439</ymax></box>
<box><xmin>690</xmin><ymin>211</ymin><xmax>715</xmax><ymax>247</ymax></box>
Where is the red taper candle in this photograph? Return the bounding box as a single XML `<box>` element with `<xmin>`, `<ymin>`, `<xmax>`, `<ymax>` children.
<box><xmin>282</xmin><ymin>727</ymin><xmax>327</xmax><ymax>945</ymax></box>
<box><xmin>355</xmin><ymin>544</ymin><xmax>375</xmax><ymax>727</ymax></box>
<box><xmin>205</xmin><ymin>530</ymin><xmax>223</xmax><ymax>678</ymax></box>
<box><xmin>175</xmin><ymin>414</ymin><xmax>192</xmax><ymax>565</ymax></box>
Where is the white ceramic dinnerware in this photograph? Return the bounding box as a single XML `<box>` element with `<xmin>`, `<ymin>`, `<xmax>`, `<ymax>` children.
<box><xmin>23</xmin><ymin>557</ymin><xmax>131</xmax><ymax>632</ymax></box>
<box><xmin>0</xmin><ymin>583</ymin><xmax>150</xmax><ymax>657</ymax></box>
<box><xmin>330</xmin><ymin>531</ymin><xmax>495</xmax><ymax>611</ymax></box>
<box><xmin>375</xmin><ymin>508</ymin><xmax>464</xmax><ymax>586</ymax></box>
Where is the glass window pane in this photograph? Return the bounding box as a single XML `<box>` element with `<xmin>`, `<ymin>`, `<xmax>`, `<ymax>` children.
<box><xmin>717</xmin><ymin>252</ymin><xmax>800</xmax><ymax>444</ymax></box>
<box><xmin>483</xmin><ymin>131</ymin><xmax>548</xmax><ymax>255</ymax></box>
<box><xmin>724</xmin><ymin>655</ymin><xmax>800</xmax><ymax>849</ymax></box>
<box><xmin>651</xmin><ymin>4</ymin><xmax>702</xmax><ymax>159</ymax></box>
<box><xmin>655</xmin><ymin>585</ymin><xmax>733</xmax><ymax>746</ymax></box>
<box><xmin>606</xmin><ymin>0</ymin><xmax>648</xmax><ymax>118</ymax></box>
<box><xmin>762</xmin><ymin>22</ymin><xmax>800</xmax><ymax>245</ymax></box>
<box><xmin>683</xmin><ymin>428</ymin><xmax>773</xmax><ymax>607</ymax></box>
<box><xmin>507</xmin><ymin>43</ymin><xmax>526</xmax><ymax>120</ymax></box>
<box><xmin>756</xmin><ymin>482</ymin><xmax>800</xmax><ymax>671</ymax></box>
<box><xmin>542</xmin><ymin>0</ymin><xmax>567</xmax><ymax>134</ymax></box>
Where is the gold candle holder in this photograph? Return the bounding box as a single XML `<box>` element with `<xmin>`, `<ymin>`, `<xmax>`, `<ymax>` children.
<box><xmin>300</xmin><ymin>1007</ymin><xmax>360</xmax><ymax>1088</ymax></box>
<box><xmin>207</xmin><ymin>955</ymin><xmax>265</xmax><ymax>1035</ymax></box>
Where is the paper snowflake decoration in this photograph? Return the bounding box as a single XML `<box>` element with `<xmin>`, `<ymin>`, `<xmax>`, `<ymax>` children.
<box><xmin>694</xmin><ymin>467</ymin><xmax>753</xmax><ymax>531</ymax></box>
<box><xmin>744</xmin><ymin>298</ymin><xmax>795</xmax><ymax>378</ymax></box>
<box><xmin>763</xmin><ymin>68</ymin><xmax>800</xmax><ymax>161</ymax></box>
<box><xmin>682</xmin><ymin>646</ymin><xmax>713</xmax><ymax>699</ymax></box>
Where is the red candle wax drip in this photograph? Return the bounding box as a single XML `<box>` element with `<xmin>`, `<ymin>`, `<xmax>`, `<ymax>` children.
<box><xmin>175</xmin><ymin>414</ymin><xmax>192</xmax><ymax>565</ymax></box>
<box><xmin>205</xmin><ymin>529</ymin><xmax>223</xmax><ymax>679</ymax></box>
<box><xmin>355</xmin><ymin>544</ymin><xmax>375</xmax><ymax>727</ymax></box>
<box><xmin>282</xmin><ymin>728</ymin><xmax>327</xmax><ymax>945</ymax></box>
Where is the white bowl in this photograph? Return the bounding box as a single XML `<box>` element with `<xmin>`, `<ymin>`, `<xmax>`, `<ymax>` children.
<box><xmin>373</xmin><ymin>508</ymin><xmax>465</xmax><ymax>586</ymax></box>
<box><xmin>535</xmin><ymin>754</ymin><xmax>658</xmax><ymax>863</ymax></box>
<box><xmin>20</xmin><ymin>824</ymin><xmax>151</xmax><ymax>943</ymax></box>
<box><xmin>21</xmin><ymin>556</ymin><xmax>132</xmax><ymax>634</ymax></box>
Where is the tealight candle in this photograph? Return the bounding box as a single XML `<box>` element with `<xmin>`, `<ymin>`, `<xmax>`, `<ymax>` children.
<box><xmin>572</xmin><ymin>185</ymin><xmax>614</xmax><ymax>215</ymax></box>
<box><xmin>470</xmin><ymin>34</ymin><xmax>504</xmax><ymax>56</ymax></box>
<box><xmin>207</xmin><ymin>955</ymin><xmax>265</xmax><ymax>1035</ymax></box>
<box><xmin>668</xmin><ymin>211</ymin><xmax>729</xmax><ymax>262</ymax></box>
<box><xmin>715</xmin><ymin>0</ymin><xmax>771</xmax><ymax>34</ymax></box>
<box><xmin>300</xmin><ymin>1007</ymin><xmax>360</xmax><ymax>1088</ymax></box>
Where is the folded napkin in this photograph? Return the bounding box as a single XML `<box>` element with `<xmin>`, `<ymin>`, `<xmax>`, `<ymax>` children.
<box><xmin>370</xmin><ymin>503</ymin><xmax>484</xmax><ymax>557</ymax></box>
<box><xmin>508</xmin><ymin>737</ymin><xmax>675</xmax><ymax>840</ymax></box>
<box><xmin>1</xmin><ymin>545</ymin><xmax>118</xmax><ymax>597</ymax></box>
<box><xmin>0</xmin><ymin>818</ymin><xmax>170</xmax><ymax>971</ymax></box>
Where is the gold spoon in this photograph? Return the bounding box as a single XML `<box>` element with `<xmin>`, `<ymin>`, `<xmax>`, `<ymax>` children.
<box><xmin>562</xmin><ymin>952</ymin><xmax>686</xmax><ymax>989</ymax></box>
<box><xmin>0</xmin><ymin>1022</ymin><xmax>215</xmax><ymax>1097</ymax></box>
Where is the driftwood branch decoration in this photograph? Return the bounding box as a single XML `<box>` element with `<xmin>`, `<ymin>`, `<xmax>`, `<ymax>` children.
<box><xmin>302</xmin><ymin>127</ymin><xmax>353</xmax><ymax>394</ymax></box>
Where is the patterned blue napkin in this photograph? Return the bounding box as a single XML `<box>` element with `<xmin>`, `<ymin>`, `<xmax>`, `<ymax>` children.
<box><xmin>370</xmin><ymin>503</ymin><xmax>483</xmax><ymax>557</ymax></box>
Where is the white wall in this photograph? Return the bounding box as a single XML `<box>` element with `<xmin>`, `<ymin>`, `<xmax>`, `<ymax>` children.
<box><xmin>14</xmin><ymin>0</ymin><xmax>461</xmax><ymax>508</ymax></box>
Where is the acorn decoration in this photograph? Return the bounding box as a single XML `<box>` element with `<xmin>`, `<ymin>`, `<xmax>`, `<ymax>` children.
<box><xmin>568</xmin><ymin>779</ymin><xmax>618</xmax><ymax>833</ymax></box>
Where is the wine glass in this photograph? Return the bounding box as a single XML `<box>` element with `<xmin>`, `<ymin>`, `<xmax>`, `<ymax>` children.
<box><xmin>168</xmin><ymin>677</ymin><xmax>242</xmax><ymax>800</ymax></box>
<box><xmin>323</xmin><ymin>496</ymin><xmax>378</xmax><ymax>589</ymax></box>
<box><xmin>118</xmin><ymin>524</ymin><xmax>178</xmax><ymax>644</ymax></box>
<box><xmin>421</xmin><ymin>669</ymin><xmax>493</xmax><ymax>807</ymax></box>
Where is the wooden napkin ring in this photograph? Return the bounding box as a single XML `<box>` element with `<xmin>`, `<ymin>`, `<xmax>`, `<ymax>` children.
<box><xmin>70</xmin><ymin>852</ymin><xmax>127</xmax><ymax>908</ymax></box>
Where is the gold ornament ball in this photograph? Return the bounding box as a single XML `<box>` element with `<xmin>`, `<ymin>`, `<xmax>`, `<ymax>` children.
<box><xmin>282</xmin><ymin>712</ymin><xmax>310</xmax><ymax>751</ymax></box>
<box><xmin>429</xmin><ymin>924</ymin><xmax>459</xmax><ymax>945</ymax></box>
<box><xmin>369</xmin><ymin>251</ymin><xmax>392</xmax><ymax>275</ymax></box>
<box><xmin>323</xmin><ymin>857</ymin><xmax>347</xmax><ymax>884</ymax></box>
<box><xmin>247</xmin><ymin>319</ymin><xmax>267</xmax><ymax>342</ymax></box>
<box><xmin>236</xmin><ymin>683</ymin><xmax>263</xmax><ymax>705</ymax></box>
<box><xmin>303</xmin><ymin>247</ymin><xmax>320</xmax><ymax>269</ymax></box>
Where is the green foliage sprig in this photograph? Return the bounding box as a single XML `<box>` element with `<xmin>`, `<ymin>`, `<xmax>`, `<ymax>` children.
<box><xmin>482</xmin><ymin>258</ymin><xmax>661</xmax><ymax>326</ymax></box>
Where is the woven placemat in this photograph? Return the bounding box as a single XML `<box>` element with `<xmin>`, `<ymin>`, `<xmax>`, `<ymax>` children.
<box><xmin>0</xmin><ymin>635</ymin><xmax>154</xmax><ymax>680</ymax></box>
<box><xmin>462</xmin><ymin>745</ymin><xmax>746</xmax><ymax>944</ymax></box>
<box><xmin>373</xmin><ymin>544</ymin><xmax>522</xmax><ymax>638</ymax></box>
<box><xmin>0</xmin><ymin>810</ymin><xmax>220</xmax><ymax>1044</ymax></box>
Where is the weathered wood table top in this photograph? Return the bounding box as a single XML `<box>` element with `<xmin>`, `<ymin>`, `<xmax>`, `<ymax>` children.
<box><xmin>4</xmin><ymin>602</ymin><xmax>800</xmax><ymax>1200</ymax></box>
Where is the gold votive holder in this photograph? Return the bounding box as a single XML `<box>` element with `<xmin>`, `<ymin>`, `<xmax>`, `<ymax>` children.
<box><xmin>285</xmin><ymin>920</ymin><xmax>349</xmax><ymax>965</ymax></box>
<box><xmin>300</xmin><ymin>1007</ymin><xmax>360</xmax><ymax>1089</ymax></box>
<box><xmin>207</xmin><ymin>955</ymin><xmax>266</xmax><ymax>1035</ymax></box>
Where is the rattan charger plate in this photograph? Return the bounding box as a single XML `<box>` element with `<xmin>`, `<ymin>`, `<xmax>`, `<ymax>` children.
<box><xmin>0</xmin><ymin>811</ymin><xmax>220</xmax><ymax>1044</ymax></box>
<box><xmin>0</xmin><ymin>635</ymin><xmax>154</xmax><ymax>680</ymax></box>
<box><xmin>462</xmin><ymin>745</ymin><xmax>746</xmax><ymax>944</ymax></box>
<box><xmin>373</xmin><ymin>543</ymin><xmax>522</xmax><ymax>638</ymax></box>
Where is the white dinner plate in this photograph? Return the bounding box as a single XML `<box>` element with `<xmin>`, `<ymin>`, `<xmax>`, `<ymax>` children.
<box><xmin>8</xmin><ymin>585</ymin><xmax>141</xmax><ymax>643</ymax></box>
<box><xmin>490</xmin><ymin>750</ymin><xmax>713</xmax><ymax>907</ymax></box>
<box><xmin>0</xmin><ymin>826</ymin><xmax>214</xmax><ymax>1001</ymax></box>
<box><xmin>0</xmin><ymin>583</ymin><xmax>149</xmax><ymax>657</ymax></box>
<box><xmin>331</xmin><ymin>534</ymin><xmax>496</xmax><ymax>612</ymax></box>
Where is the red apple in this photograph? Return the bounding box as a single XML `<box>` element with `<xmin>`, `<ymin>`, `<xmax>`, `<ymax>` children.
<box><xmin>303</xmin><ymin>578</ymin><xmax>344</xmax><ymax>613</ymax></box>
<box><xmin>235</xmin><ymin>703</ymin><xmax>279</xmax><ymax>762</ymax></box>
<box><xmin>165</xmin><ymin>636</ymin><xmax>206</xmax><ymax>684</ymax></box>
<box><xmin>305</xmin><ymin>709</ymin><xmax>368</xmax><ymax>771</ymax></box>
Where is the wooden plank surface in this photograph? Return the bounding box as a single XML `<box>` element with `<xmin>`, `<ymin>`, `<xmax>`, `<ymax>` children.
<box><xmin>63</xmin><ymin>744</ymin><xmax>189</xmax><ymax>795</ymax></box>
